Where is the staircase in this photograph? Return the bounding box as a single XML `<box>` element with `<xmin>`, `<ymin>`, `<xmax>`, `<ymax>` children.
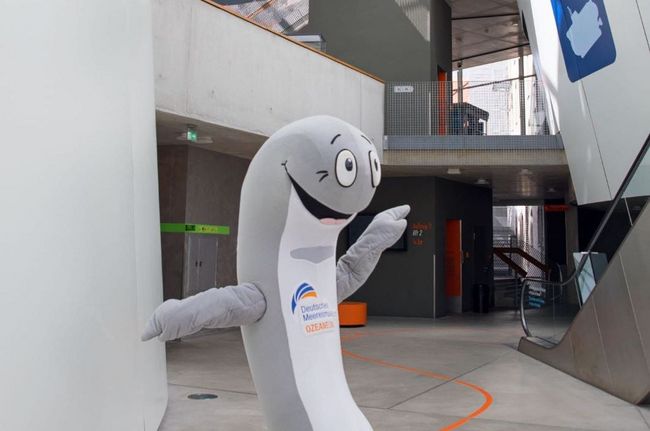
<box><xmin>492</xmin><ymin>225</ymin><xmax>551</xmax><ymax>309</ymax></box>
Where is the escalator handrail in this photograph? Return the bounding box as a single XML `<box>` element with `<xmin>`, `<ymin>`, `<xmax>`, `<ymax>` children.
<box><xmin>520</xmin><ymin>133</ymin><xmax>650</xmax><ymax>337</ymax></box>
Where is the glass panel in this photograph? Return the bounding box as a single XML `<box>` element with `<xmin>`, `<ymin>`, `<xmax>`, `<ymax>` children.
<box><xmin>523</xmin><ymin>278</ymin><xmax>579</xmax><ymax>344</ymax></box>
<box><xmin>522</xmin><ymin>139</ymin><xmax>649</xmax><ymax>342</ymax></box>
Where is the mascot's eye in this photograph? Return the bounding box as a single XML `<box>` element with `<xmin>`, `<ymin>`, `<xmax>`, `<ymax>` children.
<box><xmin>368</xmin><ymin>151</ymin><xmax>381</xmax><ymax>188</ymax></box>
<box><xmin>335</xmin><ymin>149</ymin><xmax>357</xmax><ymax>187</ymax></box>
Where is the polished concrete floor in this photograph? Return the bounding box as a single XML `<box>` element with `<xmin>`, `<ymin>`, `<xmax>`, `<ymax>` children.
<box><xmin>159</xmin><ymin>312</ymin><xmax>650</xmax><ymax>431</ymax></box>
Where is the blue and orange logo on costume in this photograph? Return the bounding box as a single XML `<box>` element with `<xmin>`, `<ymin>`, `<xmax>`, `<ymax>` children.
<box><xmin>291</xmin><ymin>282</ymin><xmax>337</xmax><ymax>335</ymax></box>
<box><xmin>291</xmin><ymin>282</ymin><xmax>318</xmax><ymax>314</ymax></box>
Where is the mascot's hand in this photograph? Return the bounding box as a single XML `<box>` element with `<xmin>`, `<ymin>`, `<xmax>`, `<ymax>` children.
<box><xmin>141</xmin><ymin>299</ymin><xmax>182</xmax><ymax>342</ymax></box>
<box><xmin>364</xmin><ymin>204</ymin><xmax>410</xmax><ymax>251</ymax></box>
<box><xmin>335</xmin><ymin>205</ymin><xmax>410</xmax><ymax>303</ymax></box>
<box><xmin>141</xmin><ymin>284</ymin><xmax>266</xmax><ymax>342</ymax></box>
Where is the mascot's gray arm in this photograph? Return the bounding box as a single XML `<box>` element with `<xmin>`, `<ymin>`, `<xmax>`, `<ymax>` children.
<box><xmin>141</xmin><ymin>283</ymin><xmax>266</xmax><ymax>342</ymax></box>
<box><xmin>336</xmin><ymin>205</ymin><xmax>410</xmax><ymax>303</ymax></box>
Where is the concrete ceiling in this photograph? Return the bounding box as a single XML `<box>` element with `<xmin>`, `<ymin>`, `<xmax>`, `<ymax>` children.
<box><xmin>449</xmin><ymin>0</ymin><xmax>530</xmax><ymax>69</ymax></box>
<box><xmin>156</xmin><ymin>111</ymin><xmax>569</xmax><ymax>203</ymax></box>
<box><xmin>156</xmin><ymin>111</ymin><xmax>265</xmax><ymax>159</ymax></box>
<box><xmin>383</xmin><ymin>163</ymin><xmax>571</xmax><ymax>203</ymax></box>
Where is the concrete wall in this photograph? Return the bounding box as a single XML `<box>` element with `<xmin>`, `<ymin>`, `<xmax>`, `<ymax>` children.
<box><xmin>346</xmin><ymin>177</ymin><xmax>492</xmax><ymax>317</ymax></box>
<box><xmin>299</xmin><ymin>0</ymin><xmax>451</xmax><ymax>81</ymax></box>
<box><xmin>0</xmin><ymin>1</ymin><xmax>167</xmax><ymax>430</ymax></box>
<box><xmin>518</xmin><ymin>0</ymin><xmax>650</xmax><ymax>205</ymax></box>
<box><xmin>157</xmin><ymin>146</ymin><xmax>249</xmax><ymax>300</ymax></box>
<box><xmin>153</xmin><ymin>0</ymin><xmax>384</xmax><ymax>152</ymax></box>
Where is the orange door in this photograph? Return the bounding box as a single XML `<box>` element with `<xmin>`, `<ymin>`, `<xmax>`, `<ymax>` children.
<box><xmin>438</xmin><ymin>68</ymin><xmax>448</xmax><ymax>135</ymax></box>
<box><xmin>445</xmin><ymin>219</ymin><xmax>462</xmax><ymax>313</ymax></box>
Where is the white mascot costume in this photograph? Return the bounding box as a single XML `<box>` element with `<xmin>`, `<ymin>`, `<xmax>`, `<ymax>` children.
<box><xmin>143</xmin><ymin>116</ymin><xmax>409</xmax><ymax>431</ymax></box>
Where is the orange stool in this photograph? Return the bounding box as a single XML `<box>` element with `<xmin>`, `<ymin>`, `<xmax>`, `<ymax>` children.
<box><xmin>338</xmin><ymin>301</ymin><xmax>368</xmax><ymax>327</ymax></box>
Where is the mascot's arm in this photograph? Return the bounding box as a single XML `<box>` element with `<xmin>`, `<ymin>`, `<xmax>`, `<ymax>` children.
<box><xmin>336</xmin><ymin>205</ymin><xmax>410</xmax><ymax>303</ymax></box>
<box><xmin>141</xmin><ymin>283</ymin><xmax>266</xmax><ymax>342</ymax></box>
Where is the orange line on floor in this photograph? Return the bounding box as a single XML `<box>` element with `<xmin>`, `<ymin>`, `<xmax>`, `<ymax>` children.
<box><xmin>341</xmin><ymin>330</ymin><xmax>493</xmax><ymax>431</ymax></box>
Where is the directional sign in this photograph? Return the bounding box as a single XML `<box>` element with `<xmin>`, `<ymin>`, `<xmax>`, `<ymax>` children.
<box><xmin>551</xmin><ymin>0</ymin><xmax>616</xmax><ymax>82</ymax></box>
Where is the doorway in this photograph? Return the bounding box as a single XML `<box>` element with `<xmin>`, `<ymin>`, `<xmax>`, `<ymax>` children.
<box><xmin>445</xmin><ymin>219</ymin><xmax>462</xmax><ymax>313</ymax></box>
<box><xmin>184</xmin><ymin>235</ymin><xmax>219</xmax><ymax>297</ymax></box>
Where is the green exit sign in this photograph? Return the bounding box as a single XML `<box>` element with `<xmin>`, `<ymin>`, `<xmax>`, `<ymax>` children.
<box><xmin>186</xmin><ymin>129</ymin><xmax>198</xmax><ymax>142</ymax></box>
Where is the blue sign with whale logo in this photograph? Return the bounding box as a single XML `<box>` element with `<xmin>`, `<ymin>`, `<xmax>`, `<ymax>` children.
<box><xmin>551</xmin><ymin>0</ymin><xmax>616</xmax><ymax>82</ymax></box>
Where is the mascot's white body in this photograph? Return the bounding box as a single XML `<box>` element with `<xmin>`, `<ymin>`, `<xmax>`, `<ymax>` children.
<box><xmin>143</xmin><ymin>116</ymin><xmax>409</xmax><ymax>431</ymax></box>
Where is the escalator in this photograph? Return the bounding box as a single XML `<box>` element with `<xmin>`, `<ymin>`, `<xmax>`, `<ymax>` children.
<box><xmin>518</xmin><ymin>134</ymin><xmax>650</xmax><ymax>405</ymax></box>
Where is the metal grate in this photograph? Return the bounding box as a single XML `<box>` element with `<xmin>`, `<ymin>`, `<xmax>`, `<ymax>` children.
<box><xmin>385</xmin><ymin>78</ymin><xmax>549</xmax><ymax>138</ymax></box>
<box><xmin>216</xmin><ymin>0</ymin><xmax>309</xmax><ymax>34</ymax></box>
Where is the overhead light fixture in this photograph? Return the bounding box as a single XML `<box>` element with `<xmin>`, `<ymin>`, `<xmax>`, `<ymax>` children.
<box><xmin>548</xmin><ymin>187</ymin><xmax>557</xmax><ymax>193</ymax></box>
<box><xmin>476</xmin><ymin>178</ymin><xmax>489</xmax><ymax>185</ymax></box>
<box><xmin>186</xmin><ymin>125</ymin><xmax>198</xmax><ymax>142</ymax></box>
<box><xmin>520</xmin><ymin>168</ymin><xmax>532</xmax><ymax>175</ymax></box>
<box><xmin>176</xmin><ymin>124</ymin><xmax>213</xmax><ymax>144</ymax></box>
<box><xmin>447</xmin><ymin>168</ymin><xmax>461</xmax><ymax>175</ymax></box>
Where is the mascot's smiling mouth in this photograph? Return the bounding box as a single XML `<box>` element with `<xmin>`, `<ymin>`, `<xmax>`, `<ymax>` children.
<box><xmin>287</xmin><ymin>175</ymin><xmax>352</xmax><ymax>224</ymax></box>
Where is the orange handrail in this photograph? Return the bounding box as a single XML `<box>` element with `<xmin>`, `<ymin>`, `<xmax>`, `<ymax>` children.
<box><xmin>198</xmin><ymin>0</ymin><xmax>384</xmax><ymax>83</ymax></box>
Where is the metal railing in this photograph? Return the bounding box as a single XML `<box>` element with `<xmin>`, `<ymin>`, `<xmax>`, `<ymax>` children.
<box><xmin>385</xmin><ymin>77</ymin><xmax>549</xmax><ymax>138</ymax></box>
<box><xmin>520</xmin><ymin>134</ymin><xmax>650</xmax><ymax>342</ymax></box>
<box><xmin>216</xmin><ymin>0</ymin><xmax>309</xmax><ymax>33</ymax></box>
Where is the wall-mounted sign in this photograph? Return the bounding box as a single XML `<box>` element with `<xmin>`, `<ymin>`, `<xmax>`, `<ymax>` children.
<box><xmin>161</xmin><ymin>223</ymin><xmax>230</xmax><ymax>235</ymax></box>
<box><xmin>551</xmin><ymin>0</ymin><xmax>616</xmax><ymax>82</ymax></box>
<box><xmin>393</xmin><ymin>85</ymin><xmax>414</xmax><ymax>93</ymax></box>
<box><xmin>544</xmin><ymin>204</ymin><xmax>569</xmax><ymax>212</ymax></box>
<box><xmin>410</xmin><ymin>222</ymin><xmax>432</xmax><ymax>247</ymax></box>
<box><xmin>527</xmin><ymin>284</ymin><xmax>547</xmax><ymax>308</ymax></box>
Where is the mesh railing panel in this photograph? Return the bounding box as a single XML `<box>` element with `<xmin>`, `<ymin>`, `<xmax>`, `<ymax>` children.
<box><xmin>216</xmin><ymin>0</ymin><xmax>309</xmax><ymax>33</ymax></box>
<box><xmin>385</xmin><ymin>78</ymin><xmax>549</xmax><ymax>138</ymax></box>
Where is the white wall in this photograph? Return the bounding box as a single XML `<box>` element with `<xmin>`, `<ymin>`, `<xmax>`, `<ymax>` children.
<box><xmin>0</xmin><ymin>1</ymin><xmax>167</xmax><ymax>430</ymax></box>
<box><xmin>152</xmin><ymin>0</ymin><xmax>385</xmax><ymax>153</ymax></box>
<box><xmin>519</xmin><ymin>0</ymin><xmax>650</xmax><ymax>204</ymax></box>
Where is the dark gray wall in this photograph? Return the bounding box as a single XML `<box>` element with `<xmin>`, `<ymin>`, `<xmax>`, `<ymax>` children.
<box><xmin>185</xmin><ymin>147</ymin><xmax>250</xmax><ymax>288</ymax></box>
<box><xmin>158</xmin><ymin>145</ymin><xmax>188</xmax><ymax>300</ymax></box>
<box><xmin>430</xmin><ymin>0</ymin><xmax>452</xmax><ymax>75</ymax></box>
<box><xmin>345</xmin><ymin>176</ymin><xmax>493</xmax><ymax>317</ymax></box>
<box><xmin>157</xmin><ymin>146</ymin><xmax>250</xmax><ymax>300</ymax></box>
<box><xmin>298</xmin><ymin>0</ymin><xmax>451</xmax><ymax>81</ymax></box>
<box><xmin>433</xmin><ymin>178</ymin><xmax>493</xmax><ymax>313</ymax></box>
<box><xmin>346</xmin><ymin>177</ymin><xmax>437</xmax><ymax>317</ymax></box>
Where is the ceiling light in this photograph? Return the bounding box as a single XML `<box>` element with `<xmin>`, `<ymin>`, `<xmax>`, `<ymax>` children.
<box><xmin>548</xmin><ymin>187</ymin><xmax>557</xmax><ymax>193</ymax></box>
<box><xmin>476</xmin><ymin>178</ymin><xmax>489</xmax><ymax>185</ymax></box>
<box><xmin>520</xmin><ymin>168</ymin><xmax>532</xmax><ymax>175</ymax></box>
<box><xmin>447</xmin><ymin>168</ymin><xmax>461</xmax><ymax>175</ymax></box>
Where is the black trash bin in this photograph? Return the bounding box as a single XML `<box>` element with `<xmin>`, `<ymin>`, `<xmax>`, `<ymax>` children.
<box><xmin>473</xmin><ymin>283</ymin><xmax>489</xmax><ymax>313</ymax></box>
